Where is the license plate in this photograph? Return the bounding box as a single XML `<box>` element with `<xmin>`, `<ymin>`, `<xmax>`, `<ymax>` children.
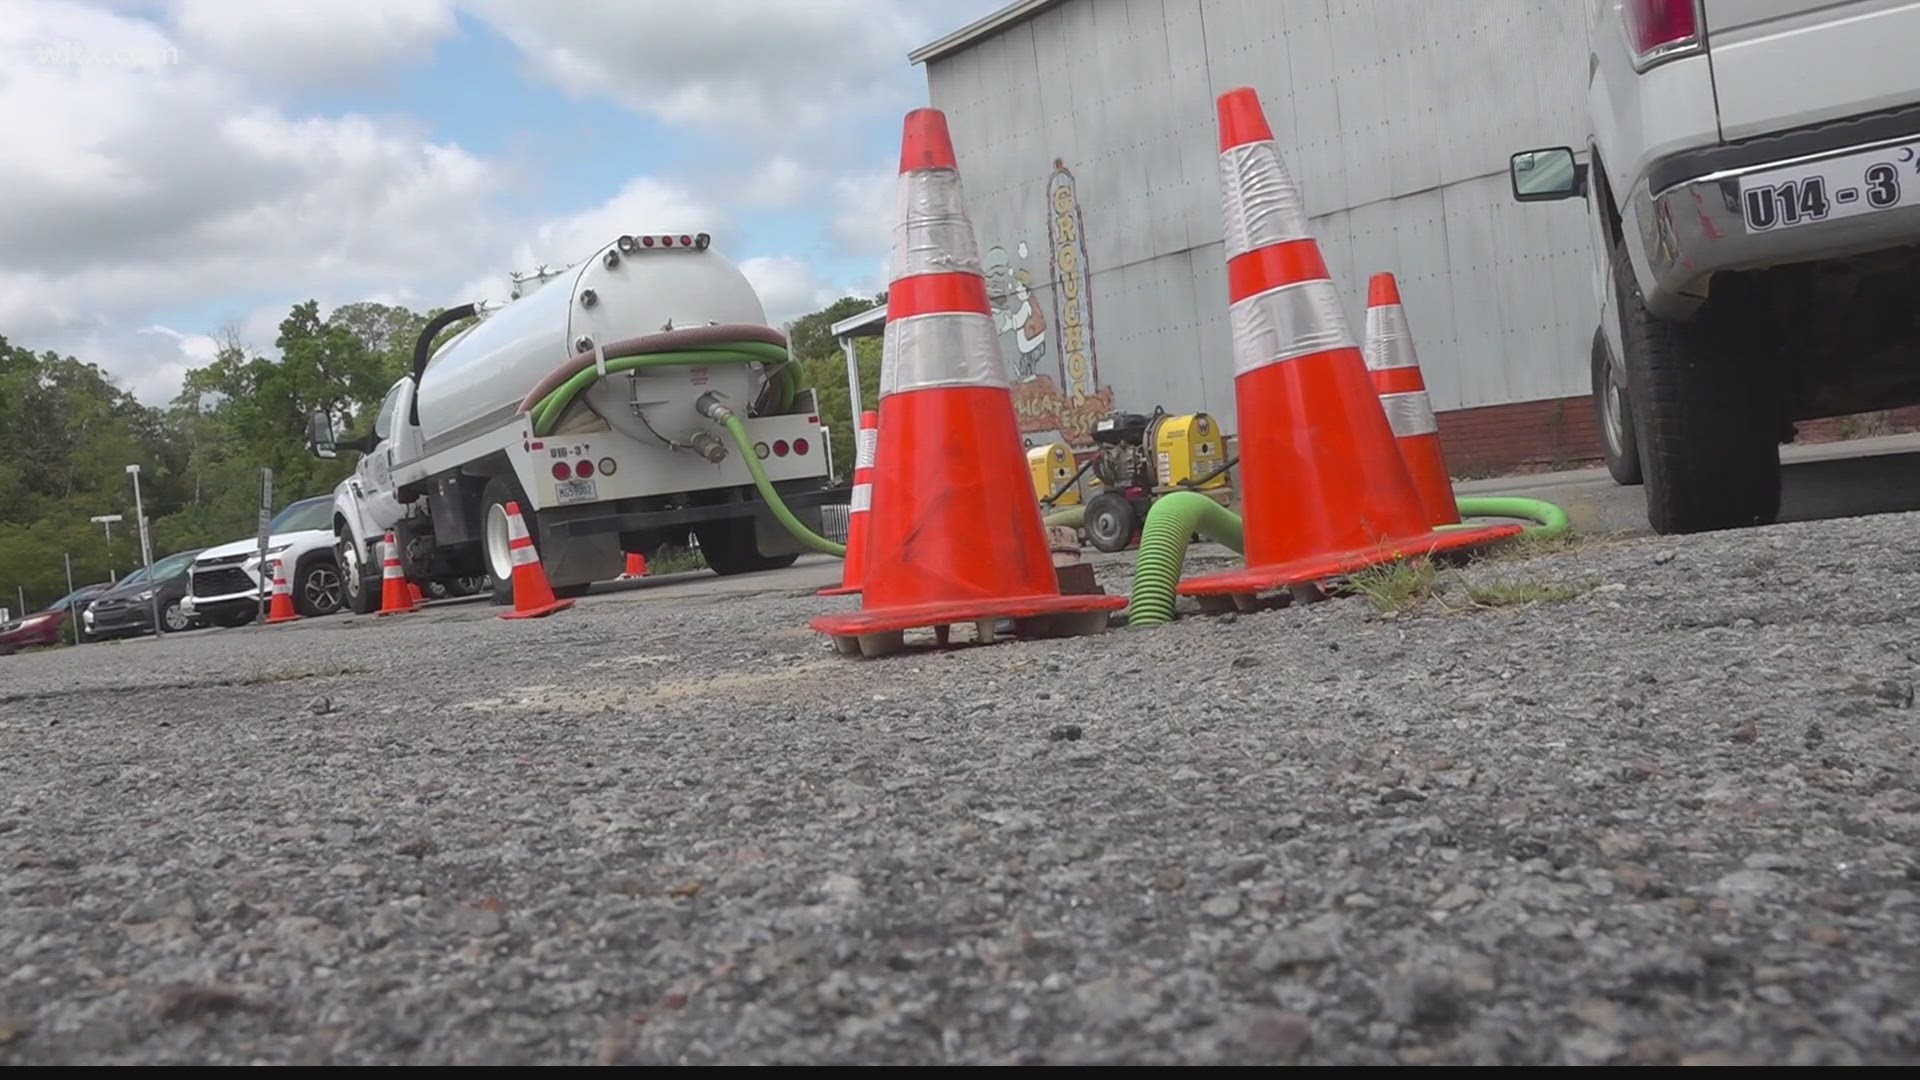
<box><xmin>554</xmin><ymin>477</ymin><xmax>598</xmax><ymax>505</ymax></box>
<box><xmin>1738</xmin><ymin>140</ymin><xmax>1918</xmax><ymax>234</ymax></box>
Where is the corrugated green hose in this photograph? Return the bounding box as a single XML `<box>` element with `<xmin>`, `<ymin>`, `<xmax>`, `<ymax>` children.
<box><xmin>1123</xmin><ymin>492</ymin><xmax>1247</xmax><ymax>627</ymax></box>
<box><xmin>1121</xmin><ymin>493</ymin><xmax>1566</xmax><ymax>627</ymax></box>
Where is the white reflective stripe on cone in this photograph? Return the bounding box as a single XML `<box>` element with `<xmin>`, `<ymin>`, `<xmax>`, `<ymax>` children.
<box><xmin>891</xmin><ymin>169</ymin><xmax>984</xmax><ymax>281</ymax></box>
<box><xmin>1364</xmin><ymin>303</ymin><xmax>1420</xmax><ymax>371</ymax></box>
<box><xmin>1379</xmin><ymin>391</ymin><xmax>1439</xmax><ymax>438</ymax></box>
<box><xmin>1228</xmin><ymin>278</ymin><xmax>1357</xmax><ymax>377</ymax></box>
<box><xmin>383</xmin><ymin>561</ymin><xmax>403</xmax><ymax>579</ymax></box>
<box><xmin>506</xmin><ymin>512</ymin><xmax>531</xmax><ymax>543</ymax></box>
<box><xmin>1218</xmin><ymin>140</ymin><xmax>1313</xmax><ymax>260</ymax></box>
<box><xmin>879</xmin><ymin>311</ymin><xmax>1009</xmax><ymax>396</ymax></box>
<box><xmin>850</xmin><ymin>483</ymin><xmax>873</xmax><ymax>514</ymax></box>
<box><xmin>509</xmin><ymin>541</ymin><xmax>541</xmax><ymax>568</ymax></box>
<box><xmin>855</xmin><ymin>427</ymin><xmax>879</xmax><ymax>469</ymax></box>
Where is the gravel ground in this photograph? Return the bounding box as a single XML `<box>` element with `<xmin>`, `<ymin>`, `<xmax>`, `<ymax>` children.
<box><xmin>3</xmin><ymin>511</ymin><xmax>1919</xmax><ymax>1065</ymax></box>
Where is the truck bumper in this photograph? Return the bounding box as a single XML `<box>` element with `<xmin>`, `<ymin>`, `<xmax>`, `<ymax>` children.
<box><xmin>1631</xmin><ymin>103</ymin><xmax>1920</xmax><ymax>318</ymax></box>
<box><xmin>542</xmin><ymin>483</ymin><xmax>851</xmax><ymax>540</ymax></box>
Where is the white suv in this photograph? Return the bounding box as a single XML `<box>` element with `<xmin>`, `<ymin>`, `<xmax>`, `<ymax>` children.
<box><xmin>181</xmin><ymin>495</ymin><xmax>344</xmax><ymax>627</ymax></box>
<box><xmin>1511</xmin><ymin>0</ymin><xmax>1920</xmax><ymax>534</ymax></box>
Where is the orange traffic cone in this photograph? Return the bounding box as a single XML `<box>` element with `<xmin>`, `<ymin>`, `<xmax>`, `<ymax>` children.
<box><xmin>810</xmin><ymin>108</ymin><xmax>1126</xmax><ymax>656</ymax></box>
<box><xmin>1364</xmin><ymin>272</ymin><xmax>1459</xmax><ymax>527</ymax></box>
<box><xmin>620</xmin><ymin>551</ymin><xmax>649</xmax><ymax>579</ymax></box>
<box><xmin>498</xmin><ymin>501</ymin><xmax>574</xmax><ymax>620</ymax></box>
<box><xmin>265</xmin><ymin>556</ymin><xmax>302</xmax><ymax>624</ymax></box>
<box><xmin>818</xmin><ymin>409</ymin><xmax>878</xmax><ymax>597</ymax></box>
<box><xmin>1178</xmin><ymin>88</ymin><xmax>1521</xmax><ymax>604</ymax></box>
<box><xmin>375</xmin><ymin>531</ymin><xmax>417</xmax><ymax>616</ymax></box>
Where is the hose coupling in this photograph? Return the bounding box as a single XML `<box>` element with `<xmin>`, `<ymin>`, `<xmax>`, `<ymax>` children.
<box><xmin>688</xmin><ymin>431</ymin><xmax>728</xmax><ymax>464</ymax></box>
<box><xmin>694</xmin><ymin>392</ymin><xmax>734</xmax><ymax>423</ymax></box>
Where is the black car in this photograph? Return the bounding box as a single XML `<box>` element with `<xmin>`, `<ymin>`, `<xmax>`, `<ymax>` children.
<box><xmin>82</xmin><ymin>548</ymin><xmax>204</xmax><ymax>640</ymax></box>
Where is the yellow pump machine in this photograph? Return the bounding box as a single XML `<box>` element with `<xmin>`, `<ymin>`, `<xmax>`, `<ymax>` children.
<box><xmin>1033</xmin><ymin>408</ymin><xmax>1233</xmax><ymax>552</ymax></box>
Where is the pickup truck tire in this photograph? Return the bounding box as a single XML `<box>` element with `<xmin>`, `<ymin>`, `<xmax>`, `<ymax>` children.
<box><xmin>338</xmin><ymin>529</ymin><xmax>380</xmax><ymax>615</ymax></box>
<box><xmin>1592</xmin><ymin>326</ymin><xmax>1642</xmax><ymax>485</ymax></box>
<box><xmin>693</xmin><ymin>517</ymin><xmax>801</xmax><ymax>576</ymax></box>
<box><xmin>1611</xmin><ymin>242</ymin><xmax>1781</xmax><ymax>534</ymax></box>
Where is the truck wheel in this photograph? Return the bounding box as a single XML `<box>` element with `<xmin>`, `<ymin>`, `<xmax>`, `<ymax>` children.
<box><xmin>1083</xmin><ymin>491</ymin><xmax>1136</xmax><ymax>553</ymax></box>
<box><xmin>692</xmin><ymin>517</ymin><xmax>801</xmax><ymax>576</ymax></box>
<box><xmin>481</xmin><ymin>475</ymin><xmax>532</xmax><ymax>606</ymax></box>
<box><xmin>337</xmin><ymin>528</ymin><xmax>380</xmax><ymax>615</ymax></box>
<box><xmin>1592</xmin><ymin>326</ymin><xmax>1641</xmax><ymax>486</ymax></box>
<box><xmin>1611</xmin><ymin>243</ymin><xmax>1779</xmax><ymax>534</ymax></box>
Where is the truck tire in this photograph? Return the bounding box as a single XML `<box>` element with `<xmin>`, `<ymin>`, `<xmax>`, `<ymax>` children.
<box><xmin>693</xmin><ymin>517</ymin><xmax>801</xmax><ymax>576</ymax></box>
<box><xmin>1591</xmin><ymin>326</ymin><xmax>1641</xmax><ymax>486</ymax></box>
<box><xmin>481</xmin><ymin>475</ymin><xmax>531</xmax><ymax>606</ymax></box>
<box><xmin>1611</xmin><ymin>242</ymin><xmax>1780</xmax><ymax>534</ymax></box>
<box><xmin>337</xmin><ymin>526</ymin><xmax>380</xmax><ymax>615</ymax></box>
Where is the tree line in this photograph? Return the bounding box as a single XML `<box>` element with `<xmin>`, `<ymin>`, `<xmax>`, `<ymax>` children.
<box><xmin>1</xmin><ymin>294</ymin><xmax>883</xmax><ymax>613</ymax></box>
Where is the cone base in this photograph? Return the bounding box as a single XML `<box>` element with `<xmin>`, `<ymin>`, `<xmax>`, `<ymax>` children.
<box><xmin>816</xmin><ymin>584</ymin><xmax>862</xmax><ymax>597</ymax></box>
<box><xmin>1178</xmin><ymin>522</ymin><xmax>1525</xmax><ymax>598</ymax></box>
<box><xmin>500</xmin><ymin>598</ymin><xmax>575</xmax><ymax>620</ymax></box>
<box><xmin>811</xmin><ymin>591</ymin><xmax>1125</xmax><ymax>639</ymax></box>
<box><xmin>375</xmin><ymin>608</ymin><xmax>417</xmax><ymax>617</ymax></box>
<box><xmin>267</xmin><ymin>612</ymin><xmax>302</xmax><ymax>625</ymax></box>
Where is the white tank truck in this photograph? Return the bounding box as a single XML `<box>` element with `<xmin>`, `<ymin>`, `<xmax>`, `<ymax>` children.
<box><xmin>304</xmin><ymin>231</ymin><xmax>845</xmax><ymax>613</ymax></box>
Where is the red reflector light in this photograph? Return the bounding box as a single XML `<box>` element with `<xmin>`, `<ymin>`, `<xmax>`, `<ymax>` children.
<box><xmin>772</xmin><ymin>440</ymin><xmax>789</xmax><ymax>457</ymax></box>
<box><xmin>552</xmin><ymin>461</ymin><xmax>572</xmax><ymax>480</ymax></box>
<box><xmin>529</xmin><ymin>441</ymin><xmax>544</xmax><ymax>450</ymax></box>
<box><xmin>574</xmin><ymin>459</ymin><xmax>594</xmax><ymax>478</ymax></box>
<box><xmin>679</xmin><ymin>235</ymin><xmax>692</xmax><ymax>247</ymax></box>
<box><xmin>1625</xmin><ymin>0</ymin><xmax>1698</xmax><ymax>56</ymax></box>
<box><xmin>641</xmin><ymin>235</ymin><xmax>655</xmax><ymax>247</ymax></box>
<box><xmin>793</xmin><ymin>438</ymin><xmax>809</xmax><ymax>455</ymax></box>
<box><xmin>807</xmin><ymin>415</ymin><xmax>819</xmax><ymax>424</ymax></box>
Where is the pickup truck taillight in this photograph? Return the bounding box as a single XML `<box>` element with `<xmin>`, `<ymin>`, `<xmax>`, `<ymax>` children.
<box><xmin>1624</xmin><ymin>0</ymin><xmax>1700</xmax><ymax>63</ymax></box>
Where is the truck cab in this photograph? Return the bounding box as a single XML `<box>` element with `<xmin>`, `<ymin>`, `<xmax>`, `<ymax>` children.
<box><xmin>1509</xmin><ymin>0</ymin><xmax>1920</xmax><ymax>534</ymax></box>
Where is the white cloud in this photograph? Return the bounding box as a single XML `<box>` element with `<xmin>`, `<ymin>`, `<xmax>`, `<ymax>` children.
<box><xmin>738</xmin><ymin>256</ymin><xmax>882</xmax><ymax>327</ymax></box>
<box><xmin>165</xmin><ymin>0</ymin><xmax>457</xmax><ymax>88</ymax></box>
<box><xmin>830</xmin><ymin>169</ymin><xmax>898</xmax><ymax>260</ymax></box>
<box><xmin>738</xmin><ymin>154</ymin><xmax>811</xmax><ymax>209</ymax></box>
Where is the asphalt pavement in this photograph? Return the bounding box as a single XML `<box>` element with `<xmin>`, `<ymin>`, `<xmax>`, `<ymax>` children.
<box><xmin>3</xmin><ymin>443</ymin><xmax>1919</xmax><ymax>1064</ymax></box>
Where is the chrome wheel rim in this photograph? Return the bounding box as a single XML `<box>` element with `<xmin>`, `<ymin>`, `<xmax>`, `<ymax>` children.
<box><xmin>485</xmin><ymin>503</ymin><xmax>514</xmax><ymax>583</ymax></box>
<box><xmin>305</xmin><ymin>566</ymin><xmax>342</xmax><ymax>611</ymax></box>
<box><xmin>162</xmin><ymin>603</ymin><xmax>189</xmax><ymax>631</ymax></box>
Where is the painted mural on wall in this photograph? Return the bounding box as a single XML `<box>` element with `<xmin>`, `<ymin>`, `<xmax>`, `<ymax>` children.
<box><xmin>983</xmin><ymin>159</ymin><xmax>1115</xmax><ymax>448</ymax></box>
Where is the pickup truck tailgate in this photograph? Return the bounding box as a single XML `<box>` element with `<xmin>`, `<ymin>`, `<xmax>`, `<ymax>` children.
<box><xmin>1705</xmin><ymin>0</ymin><xmax>1920</xmax><ymax>139</ymax></box>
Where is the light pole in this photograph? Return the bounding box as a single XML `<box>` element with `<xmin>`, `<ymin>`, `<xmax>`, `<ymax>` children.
<box><xmin>126</xmin><ymin>465</ymin><xmax>160</xmax><ymax>640</ymax></box>
<box><xmin>91</xmin><ymin>513</ymin><xmax>123</xmax><ymax>582</ymax></box>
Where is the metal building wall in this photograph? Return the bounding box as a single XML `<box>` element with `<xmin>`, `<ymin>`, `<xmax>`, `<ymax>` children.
<box><xmin>923</xmin><ymin>0</ymin><xmax>1596</xmax><ymax>445</ymax></box>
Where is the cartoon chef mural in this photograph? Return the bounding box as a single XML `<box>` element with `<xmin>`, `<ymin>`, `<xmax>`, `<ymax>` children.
<box><xmin>984</xmin><ymin>242</ymin><xmax>1048</xmax><ymax>383</ymax></box>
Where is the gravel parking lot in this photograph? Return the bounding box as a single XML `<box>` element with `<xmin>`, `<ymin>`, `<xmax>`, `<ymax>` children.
<box><xmin>4</xmin><ymin>509</ymin><xmax>1919</xmax><ymax>1065</ymax></box>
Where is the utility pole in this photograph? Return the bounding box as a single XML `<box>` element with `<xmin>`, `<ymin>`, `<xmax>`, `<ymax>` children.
<box><xmin>126</xmin><ymin>465</ymin><xmax>160</xmax><ymax>640</ymax></box>
<box><xmin>91</xmin><ymin>514</ymin><xmax>123</xmax><ymax>580</ymax></box>
<box><xmin>64</xmin><ymin>553</ymin><xmax>79</xmax><ymax>646</ymax></box>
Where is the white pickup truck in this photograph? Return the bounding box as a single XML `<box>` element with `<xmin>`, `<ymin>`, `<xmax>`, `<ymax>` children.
<box><xmin>1511</xmin><ymin>0</ymin><xmax>1920</xmax><ymax>534</ymax></box>
<box><xmin>307</xmin><ymin>231</ymin><xmax>843</xmax><ymax>613</ymax></box>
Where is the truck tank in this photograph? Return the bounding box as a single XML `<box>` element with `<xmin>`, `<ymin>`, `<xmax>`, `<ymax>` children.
<box><xmin>414</xmin><ymin>235</ymin><xmax>773</xmax><ymax>450</ymax></box>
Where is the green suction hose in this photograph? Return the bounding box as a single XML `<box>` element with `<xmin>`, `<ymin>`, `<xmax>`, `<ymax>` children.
<box><xmin>1123</xmin><ymin>492</ymin><xmax>1247</xmax><ymax>628</ymax></box>
<box><xmin>1042</xmin><ymin>505</ymin><xmax>1085</xmax><ymax>529</ymax></box>
<box><xmin>530</xmin><ymin>341</ymin><xmax>795</xmax><ymax>435</ymax></box>
<box><xmin>1447</xmin><ymin>496</ymin><xmax>1570</xmax><ymax>541</ymax></box>
<box><xmin>1120</xmin><ymin>492</ymin><xmax>1568</xmax><ymax>628</ymax></box>
<box><xmin>710</xmin><ymin>408</ymin><xmax>846</xmax><ymax>558</ymax></box>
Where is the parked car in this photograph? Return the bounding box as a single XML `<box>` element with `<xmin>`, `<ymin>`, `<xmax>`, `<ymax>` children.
<box><xmin>0</xmin><ymin>582</ymin><xmax>110</xmax><ymax>656</ymax></box>
<box><xmin>82</xmin><ymin>548</ymin><xmax>205</xmax><ymax>640</ymax></box>
<box><xmin>181</xmin><ymin>495</ymin><xmax>343</xmax><ymax>627</ymax></box>
<box><xmin>1510</xmin><ymin>0</ymin><xmax>1920</xmax><ymax>534</ymax></box>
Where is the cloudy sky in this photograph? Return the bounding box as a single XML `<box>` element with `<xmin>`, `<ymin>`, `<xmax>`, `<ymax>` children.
<box><xmin>0</xmin><ymin>0</ymin><xmax>1005</xmax><ymax>404</ymax></box>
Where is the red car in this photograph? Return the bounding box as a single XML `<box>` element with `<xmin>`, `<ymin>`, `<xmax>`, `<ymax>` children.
<box><xmin>0</xmin><ymin>583</ymin><xmax>110</xmax><ymax>656</ymax></box>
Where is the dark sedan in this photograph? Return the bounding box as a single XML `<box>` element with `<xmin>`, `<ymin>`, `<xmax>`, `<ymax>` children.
<box><xmin>0</xmin><ymin>582</ymin><xmax>110</xmax><ymax>656</ymax></box>
<box><xmin>83</xmin><ymin>548</ymin><xmax>205</xmax><ymax>640</ymax></box>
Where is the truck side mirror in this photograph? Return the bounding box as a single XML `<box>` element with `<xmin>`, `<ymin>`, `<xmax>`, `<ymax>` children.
<box><xmin>1509</xmin><ymin>146</ymin><xmax>1587</xmax><ymax>202</ymax></box>
<box><xmin>306</xmin><ymin>411</ymin><xmax>338</xmax><ymax>459</ymax></box>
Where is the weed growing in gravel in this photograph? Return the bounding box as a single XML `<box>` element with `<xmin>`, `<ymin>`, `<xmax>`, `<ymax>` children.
<box><xmin>1345</xmin><ymin>558</ymin><xmax>1438</xmax><ymax>613</ymax></box>
<box><xmin>647</xmin><ymin>545</ymin><xmax>707</xmax><ymax>575</ymax></box>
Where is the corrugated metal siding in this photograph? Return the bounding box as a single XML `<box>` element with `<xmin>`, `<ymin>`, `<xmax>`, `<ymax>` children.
<box><xmin>924</xmin><ymin>0</ymin><xmax>1598</xmax><ymax>442</ymax></box>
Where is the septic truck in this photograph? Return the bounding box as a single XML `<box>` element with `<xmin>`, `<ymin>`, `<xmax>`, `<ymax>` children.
<box><xmin>305</xmin><ymin>231</ymin><xmax>844</xmax><ymax>613</ymax></box>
